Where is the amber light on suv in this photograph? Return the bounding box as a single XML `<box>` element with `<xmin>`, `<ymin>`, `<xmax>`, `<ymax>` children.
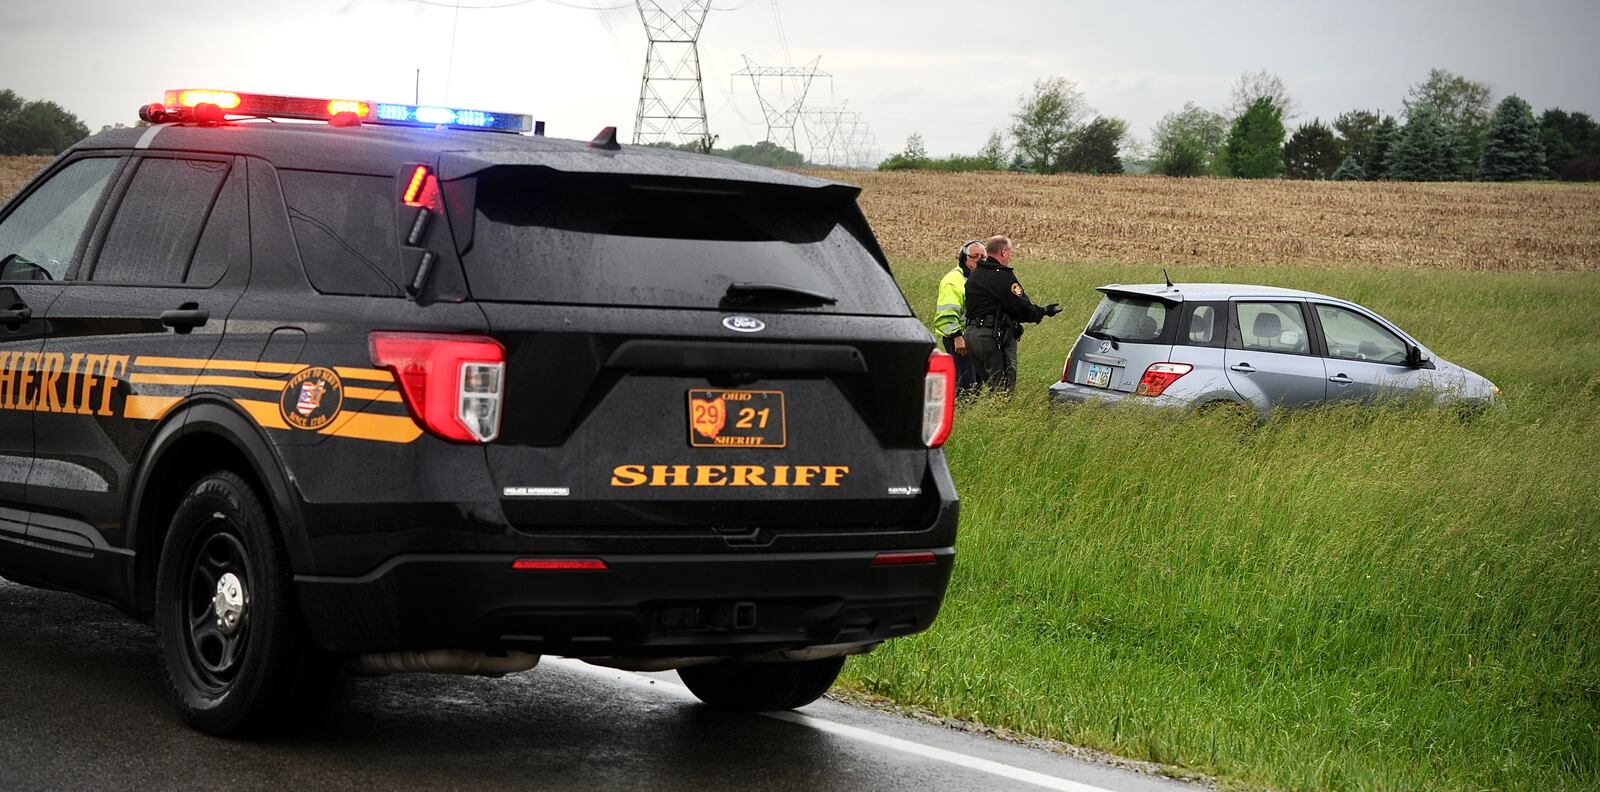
<box><xmin>1135</xmin><ymin>362</ymin><xmax>1193</xmax><ymax>397</ymax></box>
<box><xmin>924</xmin><ymin>351</ymin><xmax>956</xmax><ymax>447</ymax></box>
<box><xmin>369</xmin><ymin>332</ymin><xmax>506</xmax><ymax>443</ymax></box>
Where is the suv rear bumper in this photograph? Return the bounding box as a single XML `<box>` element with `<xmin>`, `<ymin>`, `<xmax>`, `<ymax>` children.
<box><xmin>294</xmin><ymin>548</ymin><xmax>954</xmax><ymax>656</ymax></box>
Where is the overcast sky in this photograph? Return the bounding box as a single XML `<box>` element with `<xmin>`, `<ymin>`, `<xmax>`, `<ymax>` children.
<box><xmin>4</xmin><ymin>0</ymin><xmax>1598</xmax><ymax>162</ymax></box>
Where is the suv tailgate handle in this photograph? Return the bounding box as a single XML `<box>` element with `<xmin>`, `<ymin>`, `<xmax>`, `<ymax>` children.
<box><xmin>606</xmin><ymin>340</ymin><xmax>868</xmax><ymax>375</ymax></box>
<box><xmin>160</xmin><ymin>303</ymin><xmax>210</xmax><ymax>333</ymax></box>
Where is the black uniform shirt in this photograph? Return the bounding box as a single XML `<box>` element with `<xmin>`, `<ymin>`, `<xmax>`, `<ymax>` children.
<box><xmin>964</xmin><ymin>260</ymin><xmax>1047</xmax><ymax>327</ymax></box>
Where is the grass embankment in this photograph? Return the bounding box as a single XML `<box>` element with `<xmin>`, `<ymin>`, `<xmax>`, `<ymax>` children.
<box><xmin>840</xmin><ymin>260</ymin><xmax>1600</xmax><ymax>791</ymax></box>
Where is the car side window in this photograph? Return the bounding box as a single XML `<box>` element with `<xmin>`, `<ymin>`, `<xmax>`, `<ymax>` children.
<box><xmin>1181</xmin><ymin>302</ymin><xmax>1224</xmax><ymax>348</ymax></box>
<box><xmin>91</xmin><ymin>157</ymin><xmax>230</xmax><ymax>284</ymax></box>
<box><xmin>1236</xmin><ymin>301</ymin><xmax>1310</xmax><ymax>355</ymax></box>
<box><xmin>279</xmin><ymin>170</ymin><xmax>403</xmax><ymax>297</ymax></box>
<box><xmin>1316</xmin><ymin>304</ymin><xmax>1408</xmax><ymax>365</ymax></box>
<box><xmin>185</xmin><ymin>162</ymin><xmax>248</xmax><ymax>286</ymax></box>
<box><xmin>0</xmin><ymin>157</ymin><xmax>119</xmax><ymax>282</ymax></box>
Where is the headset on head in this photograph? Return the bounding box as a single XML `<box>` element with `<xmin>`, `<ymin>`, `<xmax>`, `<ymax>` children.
<box><xmin>957</xmin><ymin>238</ymin><xmax>983</xmax><ymax>266</ymax></box>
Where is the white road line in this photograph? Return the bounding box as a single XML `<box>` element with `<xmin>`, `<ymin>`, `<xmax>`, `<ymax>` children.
<box><xmin>546</xmin><ymin>658</ymin><xmax>1116</xmax><ymax>792</ymax></box>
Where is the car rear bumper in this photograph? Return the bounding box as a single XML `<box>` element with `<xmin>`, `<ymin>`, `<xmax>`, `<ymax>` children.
<box><xmin>293</xmin><ymin>548</ymin><xmax>954</xmax><ymax>656</ymax></box>
<box><xmin>1047</xmin><ymin>381</ymin><xmax>1188</xmax><ymax>408</ymax></box>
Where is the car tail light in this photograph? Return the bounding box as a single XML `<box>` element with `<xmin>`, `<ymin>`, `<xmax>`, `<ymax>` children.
<box><xmin>1135</xmin><ymin>362</ymin><xmax>1193</xmax><ymax>397</ymax></box>
<box><xmin>1060</xmin><ymin>353</ymin><xmax>1073</xmax><ymax>383</ymax></box>
<box><xmin>923</xmin><ymin>351</ymin><xmax>956</xmax><ymax>447</ymax></box>
<box><xmin>369</xmin><ymin>332</ymin><xmax>505</xmax><ymax>443</ymax></box>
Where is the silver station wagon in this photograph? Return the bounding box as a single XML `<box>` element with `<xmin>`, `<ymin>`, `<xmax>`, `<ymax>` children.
<box><xmin>1048</xmin><ymin>283</ymin><xmax>1500</xmax><ymax>414</ymax></box>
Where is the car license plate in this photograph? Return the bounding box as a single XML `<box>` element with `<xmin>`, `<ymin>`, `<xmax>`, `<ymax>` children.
<box><xmin>1086</xmin><ymin>363</ymin><xmax>1112</xmax><ymax>389</ymax></box>
<box><xmin>687</xmin><ymin>389</ymin><xmax>787</xmax><ymax>448</ymax></box>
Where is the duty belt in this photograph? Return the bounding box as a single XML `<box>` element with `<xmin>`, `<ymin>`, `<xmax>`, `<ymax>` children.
<box><xmin>967</xmin><ymin>314</ymin><xmax>1012</xmax><ymax>329</ymax></box>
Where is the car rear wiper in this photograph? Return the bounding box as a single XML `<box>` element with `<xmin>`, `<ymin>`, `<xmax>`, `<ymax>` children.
<box><xmin>722</xmin><ymin>282</ymin><xmax>838</xmax><ymax>307</ymax></box>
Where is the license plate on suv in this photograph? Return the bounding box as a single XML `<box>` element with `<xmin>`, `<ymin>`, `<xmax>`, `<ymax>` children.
<box><xmin>687</xmin><ymin>389</ymin><xmax>787</xmax><ymax>448</ymax></box>
<box><xmin>1086</xmin><ymin>363</ymin><xmax>1112</xmax><ymax>389</ymax></box>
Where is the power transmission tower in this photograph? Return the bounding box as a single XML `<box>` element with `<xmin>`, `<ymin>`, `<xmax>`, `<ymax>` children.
<box><xmin>733</xmin><ymin>55</ymin><xmax>829</xmax><ymax>153</ymax></box>
<box><xmin>633</xmin><ymin>1</ymin><xmax>713</xmax><ymax>147</ymax></box>
<box><xmin>803</xmin><ymin>104</ymin><xmax>862</xmax><ymax>167</ymax></box>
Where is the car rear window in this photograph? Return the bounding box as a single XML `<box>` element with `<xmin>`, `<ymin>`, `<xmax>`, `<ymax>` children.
<box><xmin>458</xmin><ymin>168</ymin><xmax>908</xmax><ymax>315</ymax></box>
<box><xmin>1085</xmin><ymin>295</ymin><xmax>1173</xmax><ymax>343</ymax></box>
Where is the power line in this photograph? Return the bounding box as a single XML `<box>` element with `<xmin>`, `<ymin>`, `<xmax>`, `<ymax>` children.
<box><xmin>404</xmin><ymin>0</ymin><xmax>540</xmax><ymax>8</ymax></box>
<box><xmin>770</xmin><ymin>0</ymin><xmax>792</xmax><ymax>67</ymax></box>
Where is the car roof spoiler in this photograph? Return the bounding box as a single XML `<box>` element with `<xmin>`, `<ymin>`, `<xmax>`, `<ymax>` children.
<box><xmin>1096</xmin><ymin>284</ymin><xmax>1185</xmax><ymax>305</ymax></box>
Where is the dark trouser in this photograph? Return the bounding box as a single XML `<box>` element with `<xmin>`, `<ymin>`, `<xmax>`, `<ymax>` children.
<box><xmin>966</xmin><ymin>326</ymin><xmax>1018</xmax><ymax>392</ymax></box>
<box><xmin>940</xmin><ymin>335</ymin><xmax>979</xmax><ymax>394</ymax></box>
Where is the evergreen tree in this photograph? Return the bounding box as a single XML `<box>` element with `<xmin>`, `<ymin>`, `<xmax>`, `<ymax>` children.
<box><xmin>1403</xmin><ymin>68</ymin><xmax>1492</xmax><ymax>179</ymax></box>
<box><xmin>1479</xmin><ymin>95</ymin><xmax>1546</xmax><ymax>181</ymax></box>
<box><xmin>1224</xmin><ymin>97</ymin><xmax>1286</xmax><ymax>179</ymax></box>
<box><xmin>1538</xmin><ymin>109</ymin><xmax>1600</xmax><ymax>181</ymax></box>
<box><xmin>1059</xmin><ymin>116</ymin><xmax>1126</xmax><ymax>174</ymax></box>
<box><xmin>1386</xmin><ymin>106</ymin><xmax>1461</xmax><ymax>181</ymax></box>
<box><xmin>1331</xmin><ymin>156</ymin><xmax>1366</xmax><ymax>181</ymax></box>
<box><xmin>1283</xmin><ymin>119</ymin><xmax>1343</xmax><ymax>179</ymax></box>
<box><xmin>1332</xmin><ymin>110</ymin><xmax>1380</xmax><ymax>172</ymax></box>
<box><xmin>1367</xmin><ymin>115</ymin><xmax>1399</xmax><ymax>180</ymax></box>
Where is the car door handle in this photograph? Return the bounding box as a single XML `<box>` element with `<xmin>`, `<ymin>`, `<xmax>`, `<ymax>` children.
<box><xmin>160</xmin><ymin>304</ymin><xmax>210</xmax><ymax>333</ymax></box>
<box><xmin>1328</xmin><ymin>374</ymin><xmax>1353</xmax><ymax>385</ymax></box>
<box><xmin>0</xmin><ymin>304</ymin><xmax>30</xmax><ymax>326</ymax></box>
<box><xmin>1229</xmin><ymin>363</ymin><xmax>1255</xmax><ymax>373</ymax></box>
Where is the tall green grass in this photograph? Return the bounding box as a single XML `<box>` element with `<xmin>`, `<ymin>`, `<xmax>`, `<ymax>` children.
<box><xmin>840</xmin><ymin>261</ymin><xmax>1600</xmax><ymax>791</ymax></box>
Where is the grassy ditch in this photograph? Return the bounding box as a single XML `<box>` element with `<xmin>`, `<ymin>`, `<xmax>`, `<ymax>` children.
<box><xmin>839</xmin><ymin>260</ymin><xmax>1600</xmax><ymax>791</ymax></box>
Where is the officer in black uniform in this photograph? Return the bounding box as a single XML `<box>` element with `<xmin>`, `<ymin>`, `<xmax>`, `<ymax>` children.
<box><xmin>963</xmin><ymin>235</ymin><xmax>1061</xmax><ymax>392</ymax></box>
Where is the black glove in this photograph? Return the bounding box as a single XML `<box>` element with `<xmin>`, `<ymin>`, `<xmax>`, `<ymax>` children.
<box><xmin>1044</xmin><ymin>303</ymin><xmax>1062</xmax><ymax>317</ymax></box>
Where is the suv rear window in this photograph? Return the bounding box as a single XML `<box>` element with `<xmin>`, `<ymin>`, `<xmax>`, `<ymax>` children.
<box><xmin>459</xmin><ymin>169</ymin><xmax>908</xmax><ymax>315</ymax></box>
<box><xmin>1085</xmin><ymin>295</ymin><xmax>1172</xmax><ymax>343</ymax></box>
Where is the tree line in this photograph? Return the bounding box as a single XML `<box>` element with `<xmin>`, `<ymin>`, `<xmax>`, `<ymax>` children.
<box><xmin>883</xmin><ymin>68</ymin><xmax>1600</xmax><ymax>182</ymax></box>
<box><xmin>0</xmin><ymin>90</ymin><xmax>91</xmax><ymax>156</ymax></box>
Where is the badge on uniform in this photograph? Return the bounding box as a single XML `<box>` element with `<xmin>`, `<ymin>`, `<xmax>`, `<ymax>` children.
<box><xmin>1010</xmin><ymin>282</ymin><xmax>1024</xmax><ymax>297</ymax></box>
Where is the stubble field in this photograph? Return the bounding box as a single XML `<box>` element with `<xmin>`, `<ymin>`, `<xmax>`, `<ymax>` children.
<box><xmin>5</xmin><ymin>156</ymin><xmax>1600</xmax><ymax>790</ymax></box>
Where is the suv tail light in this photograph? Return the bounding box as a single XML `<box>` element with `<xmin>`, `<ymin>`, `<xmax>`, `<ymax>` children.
<box><xmin>1135</xmin><ymin>362</ymin><xmax>1193</xmax><ymax>397</ymax></box>
<box><xmin>369</xmin><ymin>332</ymin><xmax>506</xmax><ymax>443</ymax></box>
<box><xmin>1060</xmin><ymin>353</ymin><xmax>1073</xmax><ymax>383</ymax></box>
<box><xmin>924</xmin><ymin>351</ymin><xmax>956</xmax><ymax>447</ymax></box>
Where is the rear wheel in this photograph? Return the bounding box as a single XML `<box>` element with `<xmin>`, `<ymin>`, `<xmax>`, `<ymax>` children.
<box><xmin>678</xmin><ymin>656</ymin><xmax>846</xmax><ymax>712</ymax></box>
<box><xmin>155</xmin><ymin>471</ymin><xmax>334</xmax><ymax>735</ymax></box>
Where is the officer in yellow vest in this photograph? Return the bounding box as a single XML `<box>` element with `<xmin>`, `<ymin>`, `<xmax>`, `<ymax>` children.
<box><xmin>932</xmin><ymin>240</ymin><xmax>983</xmax><ymax>393</ymax></box>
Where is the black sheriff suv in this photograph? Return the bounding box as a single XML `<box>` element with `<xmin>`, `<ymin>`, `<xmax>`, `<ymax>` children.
<box><xmin>0</xmin><ymin>90</ymin><xmax>958</xmax><ymax>735</ymax></box>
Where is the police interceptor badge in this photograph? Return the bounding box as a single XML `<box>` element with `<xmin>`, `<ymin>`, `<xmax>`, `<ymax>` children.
<box><xmin>688</xmin><ymin>389</ymin><xmax>786</xmax><ymax>448</ymax></box>
<box><xmin>280</xmin><ymin>366</ymin><xmax>344</xmax><ymax>431</ymax></box>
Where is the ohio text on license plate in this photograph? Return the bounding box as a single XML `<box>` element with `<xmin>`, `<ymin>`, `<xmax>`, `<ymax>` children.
<box><xmin>687</xmin><ymin>389</ymin><xmax>787</xmax><ymax>448</ymax></box>
<box><xmin>1086</xmin><ymin>363</ymin><xmax>1113</xmax><ymax>388</ymax></box>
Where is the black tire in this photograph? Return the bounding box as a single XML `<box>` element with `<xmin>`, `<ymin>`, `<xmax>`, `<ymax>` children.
<box><xmin>678</xmin><ymin>656</ymin><xmax>846</xmax><ymax>712</ymax></box>
<box><xmin>154</xmin><ymin>471</ymin><xmax>335</xmax><ymax>735</ymax></box>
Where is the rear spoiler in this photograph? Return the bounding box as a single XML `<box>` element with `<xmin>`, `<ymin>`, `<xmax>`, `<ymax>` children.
<box><xmin>1095</xmin><ymin>284</ymin><xmax>1185</xmax><ymax>305</ymax></box>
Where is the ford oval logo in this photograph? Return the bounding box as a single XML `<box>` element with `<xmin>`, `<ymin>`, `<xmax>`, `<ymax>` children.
<box><xmin>722</xmin><ymin>316</ymin><xmax>766</xmax><ymax>333</ymax></box>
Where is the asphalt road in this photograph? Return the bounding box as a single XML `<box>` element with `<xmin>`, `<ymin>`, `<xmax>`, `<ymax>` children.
<box><xmin>0</xmin><ymin>577</ymin><xmax>1197</xmax><ymax>792</ymax></box>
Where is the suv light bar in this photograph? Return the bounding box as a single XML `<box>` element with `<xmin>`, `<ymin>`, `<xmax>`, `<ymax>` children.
<box><xmin>151</xmin><ymin>89</ymin><xmax>533</xmax><ymax>133</ymax></box>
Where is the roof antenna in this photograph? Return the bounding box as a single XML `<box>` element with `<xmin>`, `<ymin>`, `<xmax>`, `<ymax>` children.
<box><xmin>1163</xmin><ymin>268</ymin><xmax>1175</xmax><ymax>289</ymax></box>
